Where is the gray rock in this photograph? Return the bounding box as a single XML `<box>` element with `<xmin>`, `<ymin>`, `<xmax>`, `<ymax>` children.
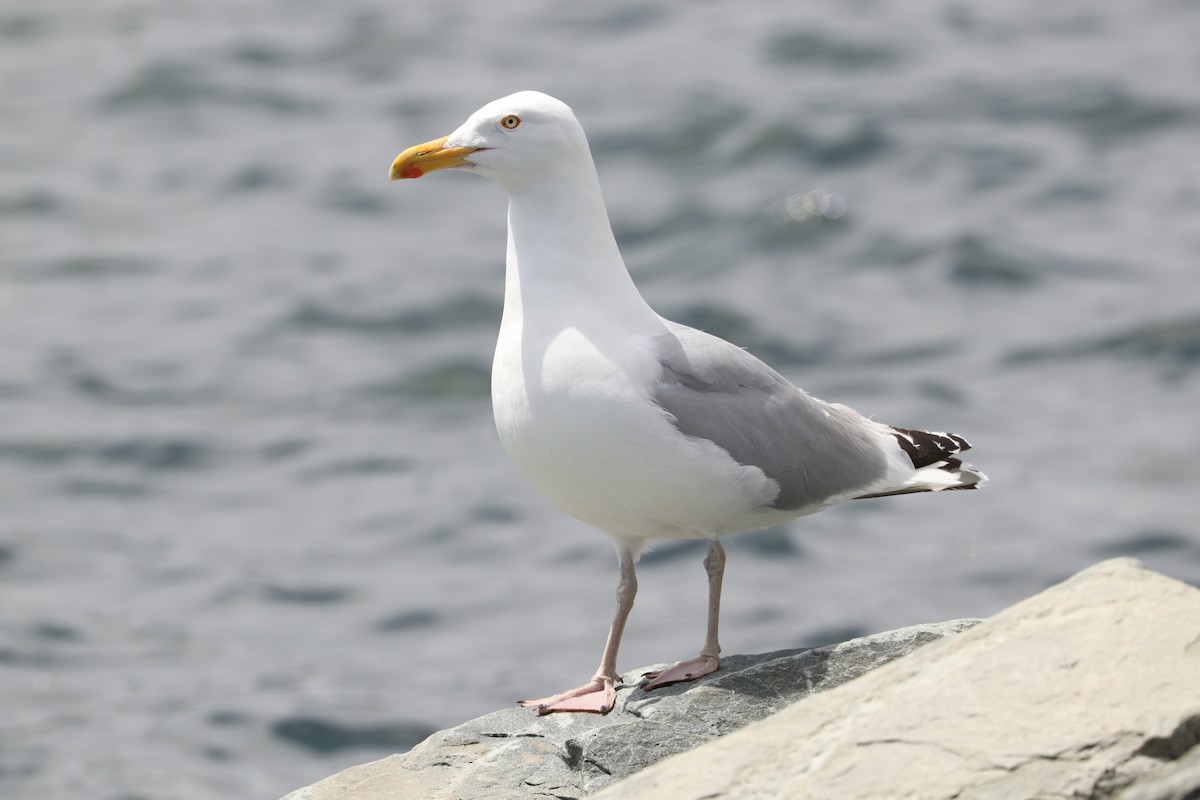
<box><xmin>282</xmin><ymin>559</ymin><xmax>1200</xmax><ymax>800</ymax></box>
<box><xmin>596</xmin><ymin>558</ymin><xmax>1200</xmax><ymax>800</ymax></box>
<box><xmin>1115</xmin><ymin>743</ymin><xmax>1200</xmax><ymax>800</ymax></box>
<box><xmin>280</xmin><ymin>619</ymin><xmax>980</xmax><ymax>800</ymax></box>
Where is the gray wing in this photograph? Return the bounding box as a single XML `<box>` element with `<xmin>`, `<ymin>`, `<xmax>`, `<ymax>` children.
<box><xmin>651</xmin><ymin>320</ymin><xmax>890</xmax><ymax>511</ymax></box>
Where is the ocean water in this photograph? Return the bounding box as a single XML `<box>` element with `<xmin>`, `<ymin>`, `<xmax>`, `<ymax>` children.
<box><xmin>3</xmin><ymin>1</ymin><xmax>1199</xmax><ymax>797</ymax></box>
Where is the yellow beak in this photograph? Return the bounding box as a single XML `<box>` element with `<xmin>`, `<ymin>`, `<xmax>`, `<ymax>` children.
<box><xmin>390</xmin><ymin>135</ymin><xmax>482</xmax><ymax>180</ymax></box>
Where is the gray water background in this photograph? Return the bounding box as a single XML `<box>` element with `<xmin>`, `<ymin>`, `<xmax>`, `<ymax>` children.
<box><xmin>3</xmin><ymin>1</ymin><xmax>1200</xmax><ymax>798</ymax></box>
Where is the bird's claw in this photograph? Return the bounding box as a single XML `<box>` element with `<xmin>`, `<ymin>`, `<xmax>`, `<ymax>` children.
<box><xmin>641</xmin><ymin>654</ymin><xmax>720</xmax><ymax>691</ymax></box>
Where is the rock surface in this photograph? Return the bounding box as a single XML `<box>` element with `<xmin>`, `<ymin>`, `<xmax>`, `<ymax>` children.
<box><xmin>1115</xmin><ymin>745</ymin><xmax>1200</xmax><ymax>800</ymax></box>
<box><xmin>281</xmin><ymin>559</ymin><xmax>1200</xmax><ymax>800</ymax></box>
<box><xmin>597</xmin><ymin>558</ymin><xmax>1200</xmax><ymax>800</ymax></box>
<box><xmin>280</xmin><ymin>620</ymin><xmax>979</xmax><ymax>800</ymax></box>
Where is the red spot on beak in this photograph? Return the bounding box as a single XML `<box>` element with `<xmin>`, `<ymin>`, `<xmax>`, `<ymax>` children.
<box><xmin>401</xmin><ymin>165</ymin><xmax>424</xmax><ymax>179</ymax></box>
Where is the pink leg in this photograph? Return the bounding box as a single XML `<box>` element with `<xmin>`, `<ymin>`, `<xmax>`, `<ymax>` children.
<box><xmin>520</xmin><ymin>545</ymin><xmax>637</xmax><ymax>714</ymax></box>
<box><xmin>642</xmin><ymin>539</ymin><xmax>725</xmax><ymax>691</ymax></box>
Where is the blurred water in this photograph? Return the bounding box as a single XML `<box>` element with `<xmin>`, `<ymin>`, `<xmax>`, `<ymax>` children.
<box><xmin>3</xmin><ymin>1</ymin><xmax>1199</xmax><ymax>797</ymax></box>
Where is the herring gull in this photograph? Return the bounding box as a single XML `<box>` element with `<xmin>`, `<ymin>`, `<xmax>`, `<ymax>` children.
<box><xmin>390</xmin><ymin>91</ymin><xmax>985</xmax><ymax>714</ymax></box>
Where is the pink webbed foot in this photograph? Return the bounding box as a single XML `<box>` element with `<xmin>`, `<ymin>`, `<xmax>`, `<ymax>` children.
<box><xmin>519</xmin><ymin>676</ymin><xmax>617</xmax><ymax>715</ymax></box>
<box><xmin>641</xmin><ymin>654</ymin><xmax>719</xmax><ymax>692</ymax></box>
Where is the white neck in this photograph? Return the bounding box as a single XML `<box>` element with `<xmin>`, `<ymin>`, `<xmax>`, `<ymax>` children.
<box><xmin>500</xmin><ymin>157</ymin><xmax>660</xmax><ymax>334</ymax></box>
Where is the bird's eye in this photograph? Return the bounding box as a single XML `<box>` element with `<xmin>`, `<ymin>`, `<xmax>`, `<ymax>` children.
<box><xmin>501</xmin><ymin>115</ymin><xmax>521</xmax><ymax>130</ymax></box>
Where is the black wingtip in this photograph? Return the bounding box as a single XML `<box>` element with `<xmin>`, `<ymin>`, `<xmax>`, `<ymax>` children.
<box><xmin>891</xmin><ymin>426</ymin><xmax>972</xmax><ymax>469</ymax></box>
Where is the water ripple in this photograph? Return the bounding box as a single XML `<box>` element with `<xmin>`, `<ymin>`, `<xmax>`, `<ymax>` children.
<box><xmin>271</xmin><ymin>716</ymin><xmax>436</xmax><ymax>754</ymax></box>
<box><xmin>766</xmin><ymin>29</ymin><xmax>903</xmax><ymax>71</ymax></box>
<box><xmin>263</xmin><ymin>585</ymin><xmax>355</xmax><ymax>605</ymax></box>
<box><xmin>375</xmin><ymin>608</ymin><xmax>439</xmax><ymax>633</ymax></box>
<box><xmin>1006</xmin><ymin>314</ymin><xmax>1200</xmax><ymax>368</ymax></box>
<box><xmin>0</xmin><ymin>436</ymin><xmax>222</xmax><ymax>471</ymax></box>
<box><xmin>360</xmin><ymin>360</ymin><xmax>491</xmax><ymax>401</ymax></box>
<box><xmin>925</xmin><ymin>78</ymin><xmax>1197</xmax><ymax>145</ymax></box>
<box><xmin>101</xmin><ymin>60</ymin><xmax>326</xmax><ymax>116</ymax></box>
<box><xmin>946</xmin><ymin>233</ymin><xmax>1124</xmax><ymax>288</ymax></box>
<box><xmin>283</xmin><ymin>294</ymin><xmax>498</xmax><ymax>337</ymax></box>
<box><xmin>0</xmin><ymin>189</ymin><xmax>62</xmax><ymax>217</ymax></box>
<box><xmin>297</xmin><ymin>456</ymin><xmax>412</xmax><ymax>483</ymax></box>
<box><xmin>11</xmin><ymin>255</ymin><xmax>158</xmax><ymax>282</ymax></box>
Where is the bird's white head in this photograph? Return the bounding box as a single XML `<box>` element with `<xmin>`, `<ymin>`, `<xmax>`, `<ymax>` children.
<box><xmin>389</xmin><ymin>91</ymin><xmax>592</xmax><ymax>191</ymax></box>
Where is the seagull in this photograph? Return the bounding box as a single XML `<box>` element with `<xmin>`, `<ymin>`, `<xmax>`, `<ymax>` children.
<box><xmin>390</xmin><ymin>91</ymin><xmax>985</xmax><ymax>715</ymax></box>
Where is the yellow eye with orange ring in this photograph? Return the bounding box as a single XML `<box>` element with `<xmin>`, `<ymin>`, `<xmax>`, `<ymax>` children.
<box><xmin>501</xmin><ymin>115</ymin><xmax>521</xmax><ymax>130</ymax></box>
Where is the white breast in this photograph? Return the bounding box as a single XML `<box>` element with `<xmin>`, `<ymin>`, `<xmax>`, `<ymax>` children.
<box><xmin>491</xmin><ymin>317</ymin><xmax>781</xmax><ymax>545</ymax></box>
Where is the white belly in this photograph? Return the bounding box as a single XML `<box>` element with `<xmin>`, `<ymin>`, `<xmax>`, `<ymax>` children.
<box><xmin>491</xmin><ymin>323</ymin><xmax>780</xmax><ymax>544</ymax></box>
